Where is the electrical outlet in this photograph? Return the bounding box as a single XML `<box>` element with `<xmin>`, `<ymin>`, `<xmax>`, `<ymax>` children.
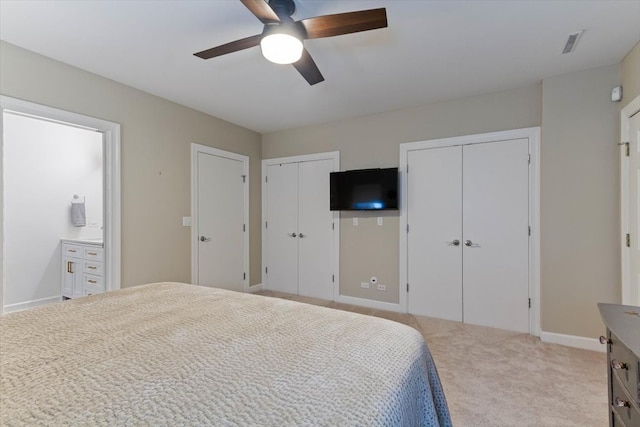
<box><xmin>377</xmin><ymin>284</ymin><xmax>386</xmax><ymax>291</ymax></box>
<box><xmin>361</xmin><ymin>282</ymin><xmax>370</xmax><ymax>289</ymax></box>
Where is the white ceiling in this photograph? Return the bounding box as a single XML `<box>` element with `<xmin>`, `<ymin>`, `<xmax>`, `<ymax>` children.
<box><xmin>1</xmin><ymin>0</ymin><xmax>639</xmax><ymax>133</ymax></box>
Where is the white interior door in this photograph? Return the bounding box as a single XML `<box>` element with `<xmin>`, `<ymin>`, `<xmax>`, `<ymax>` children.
<box><xmin>196</xmin><ymin>150</ymin><xmax>245</xmax><ymax>291</ymax></box>
<box><xmin>298</xmin><ymin>159</ymin><xmax>335</xmax><ymax>300</ymax></box>
<box><xmin>265</xmin><ymin>163</ymin><xmax>299</xmax><ymax>294</ymax></box>
<box><xmin>407</xmin><ymin>146</ymin><xmax>463</xmax><ymax>320</ymax></box>
<box><xmin>462</xmin><ymin>139</ymin><xmax>530</xmax><ymax>332</ymax></box>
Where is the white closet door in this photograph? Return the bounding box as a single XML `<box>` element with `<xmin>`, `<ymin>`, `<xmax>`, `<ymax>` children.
<box><xmin>197</xmin><ymin>151</ymin><xmax>245</xmax><ymax>291</ymax></box>
<box><xmin>265</xmin><ymin>163</ymin><xmax>299</xmax><ymax>294</ymax></box>
<box><xmin>462</xmin><ymin>139</ymin><xmax>530</xmax><ymax>332</ymax></box>
<box><xmin>298</xmin><ymin>159</ymin><xmax>335</xmax><ymax>300</ymax></box>
<box><xmin>407</xmin><ymin>146</ymin><xmax>463</xmax><ymax>321</ymax></box>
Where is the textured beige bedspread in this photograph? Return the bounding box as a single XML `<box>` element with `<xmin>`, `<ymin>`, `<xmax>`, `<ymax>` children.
<box><xmin>0</xmin><ymin>282</ymin><xmax>450</xmax><ymax>426</ymax></box>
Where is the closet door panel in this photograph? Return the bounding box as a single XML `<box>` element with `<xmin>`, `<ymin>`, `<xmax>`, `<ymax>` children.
<box><xmin>265</xmin><ymin>163</ymin><xmax>299</xmax><ymax>294</ymax></box>
<box><xmin>462</xmin><ymin>139</ymin><xmax>529</xmax><ymax>332</ymax></box>
<box><xmin>407</xmin><ymin>146</ymin><xmax>463</xmax><ymax>321</ymax></box>
<box><xmin>298</xmin><ymin>159</ymin><xmax>335</xmax><ymax>300</ymax></box>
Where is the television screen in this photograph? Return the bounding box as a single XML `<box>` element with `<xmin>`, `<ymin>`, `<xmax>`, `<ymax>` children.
<box><xmin>330</xmin><ymin>168</ymin><xmax>399</xmax><ymax>211</ymax></box>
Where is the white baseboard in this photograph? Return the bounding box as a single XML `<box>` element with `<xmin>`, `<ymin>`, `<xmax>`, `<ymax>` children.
<box><xmin>248</xmin><ymin>283</ymin><xmax>263</xmax><ymax>293</ymax></box>
<box><xmin>540</xmin><ymin>331</ymin><xmax>605</xmax><ymax>353</ymax></box>
<box><xmin>335</xmin><ymin>294</ymin><xmax>403</xmax><ymax>313</ymax></box>
<box><xmin>3</xmin><ymin>295</ymin><xmax>62</xmax><ymax>314</ymax></box>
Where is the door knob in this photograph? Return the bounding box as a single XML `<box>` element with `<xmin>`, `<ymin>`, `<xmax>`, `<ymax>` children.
<box><xmin>464</xmin><ymin>240</ymin><xmax>479</xmax><ymax>247</ymax></box>
<box><xmin>299</xmin><ymin>233</ymin><xmax>305</xmax><ymax>238</ymax></box>
<box><xmin>447</xmin><ymin>240</ymin><xmax>460</xmax><ymax>246</ymax></box>
<box><xmin>288</xmin><ymin>232</ymin><xmax>297</xmax><ymax>238</ymax></box>
<box><xmin>200</xmin><ymin>236</ymin><xmax>211</xmax><ymax>242</ymax></box>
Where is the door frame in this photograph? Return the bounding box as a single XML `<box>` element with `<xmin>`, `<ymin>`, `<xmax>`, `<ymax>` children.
<box><xmin>0</xmin><ymin>95</ymin><xmax>121</xmax><ymax>312</ymax></box>
<box><xmin>261</xmin><ymin>151</ymin><xmax>340</xmax><ymax>297</ymax></box>
<box><xmin>621</xmin><ymin>95</ymin><xmax>640</xmax><ymax>306</ymax></box>
<box><xmin>399</xmin><ymin>127</ymin><xmax>541</xmax><ymax>336</ymax></box>
<box><xmin>191</xmin><ymin>143</ymin><xmax>249</xmax><ymax>291</ymax></box>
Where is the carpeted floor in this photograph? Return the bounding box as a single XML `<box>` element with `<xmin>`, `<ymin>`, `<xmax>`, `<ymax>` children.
<box><xmin>256</xmin><ymin>290</ymin><xmax>608</xmax><ymax>427</ymax></box>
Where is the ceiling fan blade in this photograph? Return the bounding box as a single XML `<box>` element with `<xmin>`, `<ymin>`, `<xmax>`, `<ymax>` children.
<box><xmin>194</xmin><ymin>34</ymin><xmax>262</xmax><ymax>59</ymax></box>
<box><xmin>298</xmin><ymin>8</ymin><xmax>387</xmax><ymax>39</ymax></box>
<box><xmin>240</xmin><ymin>0</ymin><xmax>281</xmax><ymax>24</ymax></box>
<box><xmin>292</xmin><ymin>48</ymin><xmax>324</xmax><ymax>85</ymax></box>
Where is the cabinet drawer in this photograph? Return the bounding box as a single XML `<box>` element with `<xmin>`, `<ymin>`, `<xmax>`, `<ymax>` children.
<box><xmin>83</xmin><ymin>282</ymin><xmax>104</xmax><ymax>297</ymax></box>
<box><xmin>84</xmin><ymin>247</ymin><xmax>103</xmax><ymax>260</ymax></box>
<box><xmin>611</xmin><ymin>373</ymin><xmax>640</xmax><ymax>427</ymax></box>
<box><xmin>83</xmin><ymin>274</ymin><xmax>104</xmax><ymax>289</ymax></box>
<box><xmin>62</xmin><ymin>243</ymin><xmax>83</xmax><ymax>258</ymax></box>
<box><xmin>611</xmin><ymin>333</ymin><xmax>640</xmax><ymax>405</ymax></box>
<box><xmin>83</xmin><ymin>260</ymin><xmax>103</xmax><ymax>275</ymax></box>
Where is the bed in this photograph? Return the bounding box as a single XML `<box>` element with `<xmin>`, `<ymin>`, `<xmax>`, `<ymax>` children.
<box><xmin>0</xmin><ymin>282</ymin><xmax>451</xmax><ymax>426</ymax></box>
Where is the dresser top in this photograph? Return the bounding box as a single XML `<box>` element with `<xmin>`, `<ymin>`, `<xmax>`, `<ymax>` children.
<box><xmin>61</xmin><ymin>237</ymin><xmax>104</xmax><ymax>247</ymax></box>
<box><xmin>598</xmin><ymin>303</ymin><xmax>640</xmax><ymax>357</ymax></box>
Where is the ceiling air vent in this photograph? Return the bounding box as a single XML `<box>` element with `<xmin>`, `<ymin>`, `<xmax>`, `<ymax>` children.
<box><xmin>562</xmin><ymin>30</ymin><xmax>584</xmax><ymax>54</ymax></box>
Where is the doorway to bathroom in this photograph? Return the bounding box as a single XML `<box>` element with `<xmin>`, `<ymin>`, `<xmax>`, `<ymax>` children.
<box><xmin>0</xmin><ymin>96</ymin><xmax>121</xmax><ymax>312</ymax></box>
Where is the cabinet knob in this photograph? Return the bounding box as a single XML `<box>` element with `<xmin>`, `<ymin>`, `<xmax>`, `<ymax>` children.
<box><xmin>614</xmin><ymin>397</ymin><xmax>630</xmax><ymax>408</ymax></box>
<box><xmin>598</xmin><ymin>336</ymin><xmax>611</xmax><ymax>345</ymax></box>
<box><xmin>611</xmin><ymin>359</ymin><xmax>628</xmax><ymax>370</ymax></box>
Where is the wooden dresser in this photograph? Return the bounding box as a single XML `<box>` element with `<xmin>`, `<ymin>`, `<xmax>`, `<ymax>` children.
<box><xmin>599</xmin><ymin>303</ymin><xmax>640</xmax><ymax>427</ymax></box>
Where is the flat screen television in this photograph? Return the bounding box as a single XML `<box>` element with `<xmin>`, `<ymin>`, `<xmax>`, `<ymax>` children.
<box><xmin>330</xmin><ymin>168</ymin><xmax>399</xmax><ymax>211</ymax></box>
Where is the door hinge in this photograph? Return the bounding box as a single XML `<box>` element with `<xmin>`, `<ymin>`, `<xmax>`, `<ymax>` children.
<box><xmin>265</xmin><ymin>267</ymin><xmax>268</xmax><ymax>274</ymax></box>
<box><xmin>407</xmin><ymin>164</ymin><xmax>409</xmax><ymax>173</ymax></box>
<box><xmin>265</xmin><ymin>221</ymin><xmax>268</xmax><ymax>229</ymax></box>
<box><xmin>243</xmin><ymin>224</ymin><xmax>246</xmax><ymax>232</ymax></box>
<box><xmin>332</xmin><ymin>223</ymin><xmax>335</xmax><ymax>230</ymax></box>
<box><xmin>528</xmin><ymin>154</ymin><xmax>531</xmax><ymax>164</ymax></box>
<box><xmin>626</xmin><ymin>233</ymin><xmax>631</xmax><ymax>248</ymax></box>
<box><xmin>528</xmin><ymin>226</ymin><xmax>531</xmax><ymax>236</ymax></box>
<box><xmin>242</xmin><ymin>175</ymin><xmax>246</xmax><ymax>183</ymax></box>
<box><xmin>332</xmin><ymin>274</ymin><xmax>335</xmax><ymax>283</ymax></box>
<box><xmin>528</xmin><ymin>298</ymin><xmax>531</xmax><ymax>309</ymax></box>
<box><xmin>407</xmin><ymin>283</ymin><xmax>409</xmax><ymax>292</ymax></box>
<box><xmin>265</xmin><ymin>176</ymin><xmax>268</xmax><ymax>183</ymax></box>
<box><xmin>243</xmin><ymin>272</ymin><xmax>246</xmax><ymax>280</ymax></box>
<box><xmin>406</xmin><ymin>224</ymin><xmax>409</xmax><ymax>233</ymax></box>
<box><xmin>619</xmin><ymin>142</ymin><xmax>630</xmax><ymax>157</ymax></box>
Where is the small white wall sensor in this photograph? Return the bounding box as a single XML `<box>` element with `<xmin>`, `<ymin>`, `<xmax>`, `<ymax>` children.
<box><xmin>611</xmin><ymin>86</ymin><xmax>623</xmax><ymax>102</ymax></box>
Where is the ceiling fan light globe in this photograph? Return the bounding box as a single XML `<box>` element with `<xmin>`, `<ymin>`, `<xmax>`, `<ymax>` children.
<box><xmin>260</xmin><ymin>33</ymin><xmax>303</xmax><ymax>64</ymax></box>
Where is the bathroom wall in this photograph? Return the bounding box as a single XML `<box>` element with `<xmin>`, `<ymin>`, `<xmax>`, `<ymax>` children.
<box><xmin>3</xmin><ymin>112</ymin><xmax>103</xmax><ymax>311</ymax></box>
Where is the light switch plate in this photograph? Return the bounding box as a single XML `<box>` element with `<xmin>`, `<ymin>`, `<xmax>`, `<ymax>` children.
<box><xmin>182</xmin><ymin>216</ymin><xmax>192</xmax><ymax>227</ymax></box>
<box><xmin>353</xmin><ymin>217</ymin><xmax>358</xmax><ymax>226</ymax></box>
<box><xmin>377</xmin><ymin>217</ymin><xmax>383</xmax><ymax>226</ymax></box>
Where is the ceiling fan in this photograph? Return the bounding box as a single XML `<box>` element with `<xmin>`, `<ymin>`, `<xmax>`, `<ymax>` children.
<box><xmin>194</xmin><ymin>0</ymin><xmax>388</xmax><ymax>85</ymax></box>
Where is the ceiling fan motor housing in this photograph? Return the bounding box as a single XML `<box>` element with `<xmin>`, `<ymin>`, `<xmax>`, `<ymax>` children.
<box><xmin>268</xmin><ymin>0</ymin><xmax>296</xmax><ymax>19</ymax></box>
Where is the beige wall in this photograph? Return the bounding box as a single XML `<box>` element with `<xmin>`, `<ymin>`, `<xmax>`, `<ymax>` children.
<box><xmin>621</xmin><ymin>41</ymin><xmax>640</xmax><ymax>108</ymax></box>
<box><xmin>0</xmin><ymin>41</ymin><xmax>262</xmax><ymax>290</ymax></box>
<box><xmin>541</xmin><ymin>64</ymin><xmax>621</xmax><ymax>338</ymax></box>
<box><xmin>263</xmin><ymin>84</ymin><xmax>541</xmax><ymax>304</ymax></box>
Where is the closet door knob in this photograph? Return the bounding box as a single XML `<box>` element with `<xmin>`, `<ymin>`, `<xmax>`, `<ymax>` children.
<box><xmin>464</xmin><ymin>240</ymin><xmax>479</xmax><ymax>247</ymax></box>
<box><xmin>447</xmin><ymin>240</ymin><xmax>460</xmax><ymax>246</ymax></box>
<box><xmin>200</xmin><ymin>236</ymin><xmax>211</xmax><ymax>242</ymax></box>
<box><xmin>611</xmin><ymin>359</ymin><xmax>627</xmax><ymax>370</ymax></box>
<box><xmin>614</xmin><ymin>397</ymin><xmax>630</xmax><ymax>408</ymax></box>
<box><xmin>599</xmin><ymin>336</ymin><xmax>611</xmax><ymax>345</ymax></box>
<box><xmin>288</xmin><ymin>233</ymin><xmax>297</xmax><ymax>238</ymax></box>
<box><xmin>299</xmin><ymin>233</ymin><xmax>305</xmax><ymax>238</ymax></box>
